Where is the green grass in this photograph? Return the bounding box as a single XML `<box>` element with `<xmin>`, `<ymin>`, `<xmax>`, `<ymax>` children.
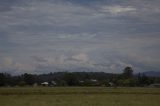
<box><xmin>0</xmin><ymin>87</ymin><xmax>160</xmax><ymax>106</ymax></box>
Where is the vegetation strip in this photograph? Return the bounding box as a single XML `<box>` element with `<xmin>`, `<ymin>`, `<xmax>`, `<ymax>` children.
<box><xmin>0</xmin><ymin>91</ymin><xmax>160</xmax><ymax>95</ymax></box>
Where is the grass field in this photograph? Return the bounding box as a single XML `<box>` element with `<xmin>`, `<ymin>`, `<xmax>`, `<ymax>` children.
<box><xmin>0</xmin><ymin>87</ymin><xmax>160</xmax><ymax>106</ymax></box>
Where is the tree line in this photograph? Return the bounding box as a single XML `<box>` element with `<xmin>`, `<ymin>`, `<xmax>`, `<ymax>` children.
<box><xmin>0</xmin><ymin>67</ymin><xmax>160</xmax><ymax>87</ymax></box>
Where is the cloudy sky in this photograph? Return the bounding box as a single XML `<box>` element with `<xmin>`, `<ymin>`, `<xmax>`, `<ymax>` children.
<box><xmin>0</xmin><ymin>0</ymin><xmax>160</xmax><ymax>75</ymax></box>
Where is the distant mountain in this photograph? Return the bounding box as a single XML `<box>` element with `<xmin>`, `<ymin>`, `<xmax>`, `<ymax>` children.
<box><xmin>142</xmin><ymin>71</ymin><xmax>160</xmax><ymax>77</ymax></box>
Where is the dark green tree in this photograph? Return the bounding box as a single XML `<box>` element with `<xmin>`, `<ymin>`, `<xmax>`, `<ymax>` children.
<box><xmin>137</xmin><ymin>73</ymin><xmax>151</xmax><ymax>86</ymax></box>
<box><xmin>23</xmin><ymin>73</ymin><xmax>35</xmax><ymax>85</ymax></box>
<box><xmin>123</xmin><ymin>66</ymin><xmax>133</xmax><ymax>79</ymax></box>
<box><xmin>63</xmin><ymin>73</ymin><xmax>79</xmax><ymax>86</ymax></box>
<box><xmin>0</xmin><ymin>73</ymin><xmax>11</xmax><ymax>86</ymax></box>
<box><xmin>0</xmin><ymin>73</ymin><xmax>5</xmax><ymax>86</ymax></box>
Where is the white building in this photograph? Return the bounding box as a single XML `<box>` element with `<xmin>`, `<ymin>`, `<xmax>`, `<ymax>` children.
<box><xmin>41</xmin><ymin>82</ymin><xmax>49</xmax><ymax>86</ymax></box>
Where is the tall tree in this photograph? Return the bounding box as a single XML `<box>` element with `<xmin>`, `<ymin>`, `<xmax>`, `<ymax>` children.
<box><xmin>0</xmin><ymin>73</ymin><xmax>5</xmax><ymax>86</ymax></box>
<box><xmin>0</xmin><ymin>73</ymin><xmax>11</xmax><ymax>86</ymax></box>
<box><xmin>63</xmin><ymin>73</ymin><xmax>79</xmax><ymax>86</ymax></box>
<box><xmin>123</xmin><ymin>66</ymin><xmax>133</xmax><ymax>79</ymax></box>
<box><xmin>23</xmin><ymin>73</ymin><xmax>35</xmax><ymax>85</ymax></box>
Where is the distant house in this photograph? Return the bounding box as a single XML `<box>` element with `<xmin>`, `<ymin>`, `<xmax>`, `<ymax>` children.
<box><xmin>89</xmin><ymin>79</ymin><xmax>99</xmax><ymax>86</ymax></box>
<box><xmin>41</xmin><ymin>82</ymin><xmax>49</xmax><ymax>86</ymax></box>
<box><xmin>90</xmin><ymin>79</ymin><xmax>97</xmax><ymax>82</ymax></box>
<box><xmin>108</xmin><ymin>82</ymin><xmax>117</xmax><ymax>88</ymax></box>
<box><xmin>149</xmin><ymin>83</ymin><xmax>160</xmax><ymax>88</ymax></box>
<box><xmin>109</xmin><ymin>82</ymin><xmax>114</xmax><ymax>86</ymax></box>
<box><xmin>79</xmin><ymin>80</ymin><xmax>84</xmax><ymax>83</ymax></box>
<box><xmin>49</xmin><ymin>81</ymin><xmax>57</xmax><ymax>86</ymax></box>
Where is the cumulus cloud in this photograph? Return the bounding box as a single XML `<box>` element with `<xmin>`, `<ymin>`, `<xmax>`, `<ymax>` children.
<box><xmin>2</xmin><ymin>57</ymin><xmax>13</xmax><ymax>67</ymax></box>
<box><xmin>71</xmin><ymin>53</ymin><xmax>88</xmax><ymax>62</ymax></box>
<box><xmin>0</xmin><ymin>57</ymin><xmax>35</xmax><ymax>74</ymax></box>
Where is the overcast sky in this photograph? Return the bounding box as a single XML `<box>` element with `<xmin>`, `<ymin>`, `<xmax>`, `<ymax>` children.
<box><xmin>0</xmin><ymin>0</ymin><xmax>160</xmax><ymax>75</ymax></box>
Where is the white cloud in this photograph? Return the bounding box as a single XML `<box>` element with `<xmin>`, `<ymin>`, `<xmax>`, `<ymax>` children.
<box><xmin>101</xmin><ymin>5</ymin><xmax>136</xmax><ymax>15</ymax></box>
<box><xmin>0</xmin><ymin>57</ymin><xmax>35</xmax><ymax>74</ymax></box>
<box><xmin>2</xmin><ymin>57</ymin><xmax>13</xmax><ymax>68</ymax></box>
<box><xmin>71</xmin><ymin>53</ymin><xmax>89</xmax><ymax>62</ymax></box>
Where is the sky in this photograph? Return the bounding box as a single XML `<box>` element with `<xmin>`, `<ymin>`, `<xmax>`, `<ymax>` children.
<box><xmin>0</xmin><ymin>0</ymin><xmax>160</xmax><ymax>75</ymax></box>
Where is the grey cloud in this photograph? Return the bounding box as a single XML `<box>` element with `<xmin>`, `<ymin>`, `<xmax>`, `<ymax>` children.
<box><xmin>0</xmin><ymin>0</ymin><xmax>160</xmax><ymax>74</ymax></box>
<box><xmin>31</xmin><ymin>56</ymin><xmax>48</xmax><ymax>63</ymax></box>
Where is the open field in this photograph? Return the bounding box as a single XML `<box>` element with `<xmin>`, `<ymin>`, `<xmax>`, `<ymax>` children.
<box><xmin>0</xmin><ymin>87</ymin><xmax>160</xmax><ymax>106</ymax></box>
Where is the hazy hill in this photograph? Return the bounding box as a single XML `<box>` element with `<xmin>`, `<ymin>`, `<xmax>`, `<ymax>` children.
<box><xmin>142</xmin><ymin>71</ymin><xmax>160</xmax><ymax>77</ymax></box>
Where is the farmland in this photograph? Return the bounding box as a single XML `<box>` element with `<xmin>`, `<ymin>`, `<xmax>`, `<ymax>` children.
<box><xmin>0</xmin><ymin>87</ymin><xmax>160</xmax><ymax>106</ymax></box>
